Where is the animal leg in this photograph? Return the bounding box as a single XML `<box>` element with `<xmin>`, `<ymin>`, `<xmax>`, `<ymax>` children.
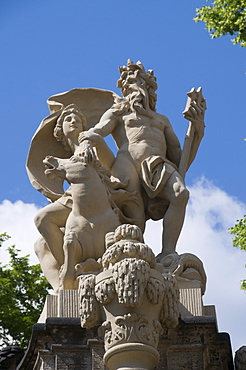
<box><xmin>60</xmin><ymin>232</ymin><xmax>82</xmax><ymax>290</ymax></box>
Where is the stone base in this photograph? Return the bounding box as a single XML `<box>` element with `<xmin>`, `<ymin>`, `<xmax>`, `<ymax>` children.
<box><xmin>157</xmin><ymin>316</ymin><xmax>233</xmax><ymax>369</ymax></box>
<box><xmin>17</xmin><ymin>318</ymin><xmax>106</xmax><ymax>370</ymax></box>
<box><xmin>25</xmin><ymin>285</ymin><xmax>232</xmax><ymax>370</ymax></box>
<box><xmin>18</xmin><ymin>315</ymin><xmax>233</xmax><ymax>370</ymax></box>
<box><xmin>38</xmin><ymin>291</ymin><xmax>79</xmax><ymax>322</ymax></box>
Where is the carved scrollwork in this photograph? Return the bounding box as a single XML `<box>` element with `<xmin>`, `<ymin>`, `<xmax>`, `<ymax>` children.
<box><xmin>101</xmin><ymin>313</ymin><xmax>162</xmax><ymax>351</ymax></box>
<box><xmin>137</xmin><ymin>316</ymin><xmax>162</xmax><ymax>348</ymax></box>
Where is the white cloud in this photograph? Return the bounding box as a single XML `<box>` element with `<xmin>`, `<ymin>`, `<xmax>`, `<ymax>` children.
<box><xmin>1</xmin><ymin>178</ymin><xmax>245</xmax><ymax>354</ymax></box>
<box><xmin>0</xmin><ymin>200</ymin><xmax>40</xmax><ymax>265</ymax></box>
<box><xmin>145</xmin><ymin>177</ymin><xmax>246</xmax><ymax>354</ymax></box>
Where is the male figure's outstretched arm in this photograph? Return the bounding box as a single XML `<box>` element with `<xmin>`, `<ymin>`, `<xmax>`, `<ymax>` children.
<box><xmin>82</xmin><ymin>109</ymin><xmax>118</xmax><ymax>138</ymax></box>
<box><xmin>79</xmin><ymin>109</ymin><xmax>118</xmax><ymax>169</ymax></box>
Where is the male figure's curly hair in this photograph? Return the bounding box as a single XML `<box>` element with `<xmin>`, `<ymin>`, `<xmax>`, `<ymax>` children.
<box><xmin>117</xmin><ymin>59</ymin><xmax>158</xmax><ymax>112</ymax></box>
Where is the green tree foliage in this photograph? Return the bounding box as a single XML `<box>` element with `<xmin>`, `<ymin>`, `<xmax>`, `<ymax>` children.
<box><xmin>229</xmin><ymin>216</ymin><xmax>246</xmax><ymax>289</ymax></box>
<box><xmin>195</xmin><ymin>1</ymin><xmax>246</xmax><ymax>46</ymax></box>
<box><xmin>0</xmin><ymin>233</ymin><xmax>51</xmax><ymax>348</ymax></box>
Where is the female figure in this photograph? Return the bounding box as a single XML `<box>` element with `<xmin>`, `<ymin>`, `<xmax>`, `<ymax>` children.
<box><xmin>34</xmin><ymin>104</ymin><xmax>115</xmax><ymax>293</ymax></box>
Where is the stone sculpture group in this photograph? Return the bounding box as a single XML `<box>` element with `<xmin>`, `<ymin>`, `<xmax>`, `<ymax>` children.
<box><xmin>26</xmin><ymin>60</ymin><xmax>207</xmax><ymax>369</ymax></box>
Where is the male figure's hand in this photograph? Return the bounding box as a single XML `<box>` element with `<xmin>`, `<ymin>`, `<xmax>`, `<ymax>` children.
<box><xmin>79</xmin><ymin>131</ymin><xmax>101</xmax><ymax>145</ymax></box>
<box><xmin>183</xmin><ymin>100</ymin><xmax>205</xmax><ymax>134</ymax></box>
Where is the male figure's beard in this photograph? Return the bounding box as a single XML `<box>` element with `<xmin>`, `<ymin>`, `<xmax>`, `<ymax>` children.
<box><xmin>124</xmin><ymin>84</ymin><xmax>149</xmax><ymax>116</ymax></box>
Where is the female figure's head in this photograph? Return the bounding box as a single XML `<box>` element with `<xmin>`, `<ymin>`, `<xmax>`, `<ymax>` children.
<box><xmin>54</xmin><ymin>104</ymin><xmax>87</xmax><ymax>151</ymax></box>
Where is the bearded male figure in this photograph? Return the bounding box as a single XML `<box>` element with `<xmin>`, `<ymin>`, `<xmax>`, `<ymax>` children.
<box><xmin>80</xmin><ymin>60</ymin><xmax>205</xmax><ymax>259</ymax></box>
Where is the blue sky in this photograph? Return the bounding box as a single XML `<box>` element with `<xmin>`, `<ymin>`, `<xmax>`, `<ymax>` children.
<box><xmin>0</xmin><ymin>0</ymin><xmax>245</xmax><ymax>354</ymax></box>
<box><xmin>1</xmin><ymin>0</ymin><xmax>246</xmax><ymax>205</ymax></box>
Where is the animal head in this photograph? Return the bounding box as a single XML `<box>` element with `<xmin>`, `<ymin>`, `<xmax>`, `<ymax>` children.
<box><xmin>43</xmin><ymin>155</ymin><xmax>68</xmax><ymax>179</ymax></box>
<box><xmin>43</xmin><ymin>149</ymin><xmax>101</xmax><ymax>183</ymax></box>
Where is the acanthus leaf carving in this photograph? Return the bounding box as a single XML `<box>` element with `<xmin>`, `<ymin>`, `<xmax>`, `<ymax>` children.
<box><xmin>101</xmin><ymin>313</ymin><xmax>162</xmax><ymax>351</ymax></box>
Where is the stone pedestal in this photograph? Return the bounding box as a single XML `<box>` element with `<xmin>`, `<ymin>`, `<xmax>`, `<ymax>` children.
<box><xmin>22</xmin><ymin>266</ymin><xmax>233</xmax><ymax>370</ymax></box>
<box><xmin>17</xmin><ymin>318</ymin><xmax>106</xmax><ymax>370</ymax></box>
<box><xmin>17</xmin><ymin>315</ymin><xmax>233</xmax><ymax>370</ymax></box>
<box><xmin>38</xmin><ymin>283</ymin><xmax>215</xmax><ymax>324</ymax></box>
<box><xmin>157</xmin><ymin>316</ymin><xmax>234</xmax><ymax>369</ymax></box>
